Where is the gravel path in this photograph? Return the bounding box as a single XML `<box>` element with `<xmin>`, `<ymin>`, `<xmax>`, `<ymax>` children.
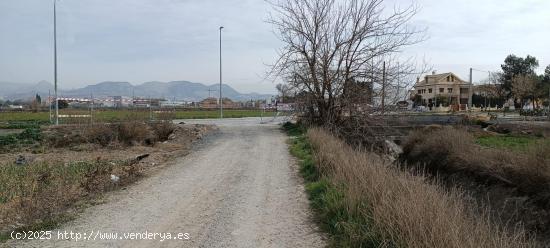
<box><xmin>13</xmin><ymin>118</ymin><xmax>325</xmax><ymax>248</ymax></box>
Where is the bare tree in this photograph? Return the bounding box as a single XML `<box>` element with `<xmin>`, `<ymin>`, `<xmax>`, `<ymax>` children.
<box><xmin>476</xmin><ymin>72</ymin><xmax>507</xmax><ymax>108</ymax></box>
<box><xmin>276</xmin><ymin>83</ymin><xmax>294</xmax><ymax>103</ymax></box>
<box><xmin>372</xmin><ymin>55</ymin><xmax>431</xmax><ymax>112</ymax></box>
<box><xmin>268</xmin><ymin>0</ymin><xmax>424</xmax><ymax>124</ymax></box>
<box><xmin>511</xmin><ymin>74</ymin><xmax>538</xmax><ymax>109</ymax></box>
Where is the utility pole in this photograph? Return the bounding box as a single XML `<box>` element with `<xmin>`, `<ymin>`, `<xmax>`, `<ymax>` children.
<box><xmin>48</xmin><ymin>90</ymin><xmax>52</xmax><ymax>123</ymax></box>
<box><xmin>381</xmin><ymin>61</ymin><xmax>386</xmax><ymax>115</ymax></box>
<box><xmin>149</xmin><ymin>96</ymin><xmax>153</xmax><ymax>121</ymax></box>
<box><xmin>53</xmin><ymin>0</ymin><xmax>59</xmax><ymax>125</ymax></box>
<box><xmin>219</xmin><ymin>26</ymin><xmax>224</xmax><ymax>119</ymax></box>
<box><xmin>90</xmin><ymin>92</ymin><xmax>94</xmax><ymax>124</ymax></box>
<box><xmin>468</xmin><ymin>68</ymin><xmax>473</xmax><ymax>110</ymax></box>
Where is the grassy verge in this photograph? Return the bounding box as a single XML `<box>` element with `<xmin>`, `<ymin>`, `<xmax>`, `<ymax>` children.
<box><xmin>283</xmin><ymin>122</ymin><xmax>384</xmax><ymax>247</ymax></box>
<box><xmin>284</xmin><ymin>122</ymin><xmax>535</xmax><ymax>247</ymax></box>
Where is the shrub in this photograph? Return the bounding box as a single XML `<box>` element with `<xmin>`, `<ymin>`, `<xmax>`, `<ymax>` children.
<box><xmin>18</xmin><ymin>128</ymin><xmax>42</xmax><ymax>141</ymax></box>
<box><xmin>149</xmin><ymin>121</ymin><xmax>176</xmax><ymax>142</ymax></box>
<box><xmin>84</xmin><ymin>124</ymin><xmax>116</xmax><ymax>147</ymax></box>
<box><xmin>43</xmin><ymin>129</ymin><xmax>86</xmax><ymax>148</ymax></box>
<box><xmin>115</xmin><ymin>121</ymin><xmax>150</xmax><ymax>145</ymax></box>
<box><xmin>0</xmin><ymin>128</ymin><xmax>42</xmax><ymax>152</ymax></box>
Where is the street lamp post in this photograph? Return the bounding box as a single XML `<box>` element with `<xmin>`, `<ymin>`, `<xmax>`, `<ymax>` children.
<box><xmin>53</xmin><ymin>0</ymin><xmax>59</xmax><ymax>125</ymax></box>
<box><xmin>219</xmin><ymin>26</ymin><xmax>224</xmax><ymax>119</ymax></box>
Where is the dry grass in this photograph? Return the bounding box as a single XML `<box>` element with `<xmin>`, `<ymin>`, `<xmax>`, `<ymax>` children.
<box><xmin>84</xmin><ymin>124</ymin><xmax>116</xmax><ymax>147</ymax></box>
<box><xmin>116</xmin><ymin>121</ymin><xmax>151</xmax><ymax>145</ymax></box>
<box><xmin>150</xmin><ymin>121</ymin><xmax>176</xmax><ymax>142</ymax></box>
<box><xmin>307</xmin><ymin>128</ymin><xmax>536</xmax><ymax>248</ymax></box>
<box><xmin>402</xmin><ymin>127</ymin><xmax>550</xmax><ymax>204</ymax></box>
<box><xmin>0</xmin><ymin>160</ymin><xmax>142</xmax><ymax>234</ymax></box>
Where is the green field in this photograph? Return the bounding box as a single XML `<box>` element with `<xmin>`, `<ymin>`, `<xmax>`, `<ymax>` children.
<box><xmin>475</xmin><ymin>135</ymin><xmax>549</xmax><ymax>151</ymax></box>
<box><xmin>0</xmin><ymin>109</ymin><xmax>278</xmax><ymax>124</ymax></box>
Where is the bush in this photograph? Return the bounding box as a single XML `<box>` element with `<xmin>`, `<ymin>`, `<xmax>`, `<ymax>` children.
<box><xmin>150</xmin><ymin>121</ymin><xmax>176</xmax><ymax>141</ymax></box>
<box><xmin>18</xmin><ymin>128</ymin><xmax>42</xmax><ymax>141</ymax></box>
<box><xmin>0</xmin><ymin>135</ymin><xmax>18</xmax><ymax>147</ymax></box>
<box><xmin>43</xmin><ymin>128</ymin><xmax>86</xmax><ymax>148</ymax></box>
<box><xmin>115</xmin><ymin>121</ymin><xmax>150</xmax><ymax>145</ymax></box>
<box><xmin>0</xmin><ymin>128</ymin><xmax>42</xmax><ymax>152</ymax></box>
<box><xmin>84</xmin><ymin>124</ymin><xmax>116</xmax><ymax>147</ymax></box>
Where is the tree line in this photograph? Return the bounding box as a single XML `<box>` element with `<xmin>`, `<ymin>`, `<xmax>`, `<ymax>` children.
<box><xmin>499</xmin><ymin>55</ymin><xmax>549</xmax><ymax>110</ymax></box>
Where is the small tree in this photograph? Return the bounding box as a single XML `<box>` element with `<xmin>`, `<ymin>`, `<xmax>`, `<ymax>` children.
<box><xmin>501</xmin><ymin>55</ymin><xmax>539</xmax><ymax>97</ymax></box>
<box><xmin>511</xmin><ymin>74</ymin><xmax>538</xmax><ymax>109</ymax></box>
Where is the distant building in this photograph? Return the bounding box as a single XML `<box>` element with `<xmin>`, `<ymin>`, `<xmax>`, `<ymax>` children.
<box><xmin>410</xmin><ymin>71</ymin><xmax>473</xmax><ymax>110</ymax></box>
<box><xmin>132</xmin><ymin>98</ymin><xmax>163</xmax><ymax>108</ymax></box>
<box><xmin>199</xmin><ymin>97</ymin><xmax>240</xmax><ymax>109</ymax></box>
<box><xmin>160</xmin><ymin>100</ymin><xmax>190</xmax><ymax>107</ymax></box>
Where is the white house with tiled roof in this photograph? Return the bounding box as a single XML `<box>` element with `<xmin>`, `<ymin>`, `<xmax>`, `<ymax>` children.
<box><xmin>410</xmin><ymin>71</ymin><xmax>473</xmax><ymax>110</ymax></box>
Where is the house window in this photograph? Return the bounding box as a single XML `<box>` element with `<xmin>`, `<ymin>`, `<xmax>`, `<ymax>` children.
<box><xmin>447</xmin><ymin>76</ymin><xmax>450</xmax><ymax>82</ymax></box>
<box><xmin>439</xmin><ymin>88</ymin><xmax>444</xmax><ymax>93</ymax></box>
<box><xmin>418</xmin><ymin>90</ymin><xmax>421</xmax><ymax>94</ymax></box>
<box><xmin>447</xmin><ymin>88</ymin><xmax>453</xmax><ymax>93</ymax></box>
<box><xmin>428</xmin><ymin>89</ymin><xmax>432</xmax><ymax>93</ymax></box>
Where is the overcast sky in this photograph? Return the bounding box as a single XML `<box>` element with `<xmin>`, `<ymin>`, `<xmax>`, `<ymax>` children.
<box><xmin>1</xmin><ymin>0</ymin><xmax>549</xmax><ymax>94</ymax></box>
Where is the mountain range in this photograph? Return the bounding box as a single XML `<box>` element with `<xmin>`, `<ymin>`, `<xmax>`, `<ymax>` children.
<box><xmin>0</xmin><ymin>81</ymin><xmax>273</xmax><ymax>101</ymax></box>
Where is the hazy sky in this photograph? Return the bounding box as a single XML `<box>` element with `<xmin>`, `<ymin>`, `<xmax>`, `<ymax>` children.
<box><xmin>1</xmin><ymin>0</ymin><xmax>549</xmax><ymax>94</ymax></box>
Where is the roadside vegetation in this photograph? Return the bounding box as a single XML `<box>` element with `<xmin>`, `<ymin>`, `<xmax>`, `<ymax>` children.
<box><xmin>0</xmin><ymin>159</ymin><xmax>140</xmax><ymax>241</ymax></box>
<box><xmin>284</xmin><ymin>122</ymin><xmax>536</xmax><ymax>247</ymax></box>
<box><xmin>0</xmin><ymin>128</ymin><xmax>42</xmax><ymax>153</ymax></box>
<box><xmin>0</xmin><ymin>109</ymin><xmax>276</xmax><ymax>123</ymax></box>
<box><xmin>401</xmin><ymin>126</ymin><xmax>550</xmax><ymax>243</ymax></box>
<box><xmin>0</xmin><ymin>120</ymin><xmax>211</xmax><ymax>241</ymax></box>
<box><xmin>402</xmin><ymin>127</ymin><xmax>550</xmax><ymax>204</ymax></box>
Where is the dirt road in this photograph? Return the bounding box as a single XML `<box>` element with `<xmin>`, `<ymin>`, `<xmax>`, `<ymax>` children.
<box><xmin>13</xmin><ymin>117</ymin><xmax>325</xmax><ymax>248</ymax></box>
